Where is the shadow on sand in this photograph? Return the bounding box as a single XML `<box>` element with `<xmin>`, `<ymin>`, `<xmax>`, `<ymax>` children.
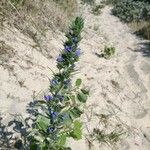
<box><xmin>134</xmin><ymin>41</ymin><xmax>150</xmax><ymax>57</ymax></box>
<box><xmin>0</xmin><ymin>101</ymin><xmax>37</xmax><ymax>149</ymax></box>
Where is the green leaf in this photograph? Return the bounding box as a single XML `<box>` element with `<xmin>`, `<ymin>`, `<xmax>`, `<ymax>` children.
<box><xmin>75</xmin><ymin>78</ymin><xmax>82</xmax><ymax>87</ymax></box>
<box><xmin>30</xmin><ymin>142</ymin><xmax>38</xmax><ymax>150</ymax></box>
<box><xmin>69</xmin><ymin>107</ymin><xmax>83</xmax><ymax>119</ymax></box>
<box><xmin>36</xmin><ymin>115</ymin><xmax>50</xmax><ymax>132</ymax></box>
<box><xmin>81</xmin><ymin>89</ymin><xmax>90</xmax><ymax>95</ymax></box>
<box><xmin>70</xmin><ymin>120</ymin><xmax>82</xmax><ymax>140</ymax></box>
<box><xmin>58</xmin><ymin>134</ymin><xmax>67</xmax><ymax>146</ymax></box>
<box><xmin>77</xmin><ymin>92</ymin><xmax>87</xmax><ymax>103</ymax></box>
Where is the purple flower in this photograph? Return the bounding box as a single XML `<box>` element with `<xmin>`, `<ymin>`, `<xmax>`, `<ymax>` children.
<box><xmin>51</xmin><ymin>79</ymin><xmax>59</xmax><ymax>85</ymax></box>
<box><xmin>51</xmin><ymin>112</ymin><xmax>58</xmax><ymax>119</ymax></box>
<box><xmin>64</xmin><ymin>79</ymin><xmax>71</xmax><ymax>85</ymax></box>
<box><xmin>44</xmin><ymin>95</ymin><xmax>53</xmax><ymax>101</ymax></box>
<box><xmin>64</xmin><ymin>45</ymin><xmax>72</xmax><ymax>52</ymax></box>
<box><xmin>75</xmin><ymin>49</ymin><xmax>81</xmax><ymax>57</ymax></box>
<box><xmin>56</xmin><ymin>55</ymin><xmax>64</xmax><ymax>62</ymax></box>
<box><xmin>48</xmin><ymin>108</ymin><xmax>58</xmax><ymax>119</ymax></box>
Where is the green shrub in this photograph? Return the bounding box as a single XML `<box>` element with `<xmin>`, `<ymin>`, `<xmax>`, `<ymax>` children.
<box><xmin>112</xmin><ymin>0</ymin><xmax>150</xmax><ymax>22</ymax></box>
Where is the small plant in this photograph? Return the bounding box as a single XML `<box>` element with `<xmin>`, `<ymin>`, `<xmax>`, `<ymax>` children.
<box><xmin>85</xmin><ymin>113</ymin><xmax>127</xmax><ymax>149</ymax></box>
<box><xmin>103</xmin><ymin>46</ymin><xmax>116</xmax><ymax>59</ymax></box>
<box><xmin>91</xmin><ymin>127</ymin><xmax>125</xmax><ymax>148</ymax></box>
<box><xmin>28</xmin><ymin>17</ymin><xmax>89</xmax><ymax>150</ymax></box>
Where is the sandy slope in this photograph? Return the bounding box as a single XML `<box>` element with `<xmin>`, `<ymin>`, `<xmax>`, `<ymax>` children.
<box><xmin>0</xmin><ymin>3</ymin><xmax>150</xmax><ymax>150</ymax></box>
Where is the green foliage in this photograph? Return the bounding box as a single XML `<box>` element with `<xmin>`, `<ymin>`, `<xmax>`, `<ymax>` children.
<box><xmin>75</xmin><ymin>78</ymin><xmax>82</xmax><ymax>87</ymax></box>
<box><xmin>77</xmin><ymin>92</ymin><xmax>88</xmax><ymax>103</ymax></box>
<box><xmin>112</xmin><ymin>0</ymin><xmax>150</xmax><ymax>22</ymax></box>
<box><xmin>70</xmin><ymin>121</ymin><xmax>82</xmax><ymax>140</ymax></box>
<box><xmin>103</xmin><ymin>46</ymin><xmax>115</xmax><ymax>59</ymax></box>
<box><xmin>28</xmin><ymin>17</ymin><xmax>89</xmax><ymax>150</ymax></box>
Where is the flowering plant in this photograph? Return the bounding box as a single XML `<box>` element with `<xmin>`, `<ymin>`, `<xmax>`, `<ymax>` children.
<box><xmin>28</xmin><ymin>17</ymin><xmax>89</xmax><ymax>150</ymax></box>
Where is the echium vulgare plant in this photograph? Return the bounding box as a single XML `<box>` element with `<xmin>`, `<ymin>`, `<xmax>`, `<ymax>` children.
<box><xmin>28</xmin><ymin>17</ymin><xmax>89</xmax><ymax>150</ymax></box>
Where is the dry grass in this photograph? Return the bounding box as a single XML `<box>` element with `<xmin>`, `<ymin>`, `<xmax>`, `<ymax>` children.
<box><xmin>128</xmin><ymin>21</ymin><xmax>150</xmax><ymax>41</ymax></box>
<box><xmin>0</xmin><ymin>0</ymin><xmax>78</xmax><ymax>34</ymax></box>
<box><xmin>0</xmin><ymin>40</ymin><xmax>15</xmax><ymax>64</ymax></box>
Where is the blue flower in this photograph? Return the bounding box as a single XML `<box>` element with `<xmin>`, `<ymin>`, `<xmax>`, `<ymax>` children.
<box><xmin>56</xmin><ymin>55</ymin><xmax>64</xmax><ymax>62</ymax></box>
<box><xmin>51</xmin><ymin>112</ymin><xmax>58</xmax><ymax>119</ymax></box>
<box><xmin>75</xmin><ymin>49</ymin><xmax>81</xmax><ymax>57</ymax></box>
<box><xmin>47</xmin><ymin>127</ymin><xmax>55</xmax><ymax>133</ymax></box>
<box><xmin>44</xmin><ymin>95</ymin><xmax>53</xmax><ymax>101</ymax></box>
<box><xmin>64</xmin><ymin>45</ymin><xmax>72</xmax><ymax>52</ymax></box>
<box><xmin>51</xmin><ymin>79</ymin><xmax>59</xmax><ymax>85</ymax></box>
<box><xmin>48</xmin><ymin>108</ymin><xmax>58</xmax><ymax>119</ymax></box>
<box><xmin>64</xmin><ymin>79</ymin><xmax>71</xmax><ymax>85</ymax></box>
<box><xmin>56</xmin><ymin>94</ymin><xmax>64</xmax><ymax>101</ymax></box>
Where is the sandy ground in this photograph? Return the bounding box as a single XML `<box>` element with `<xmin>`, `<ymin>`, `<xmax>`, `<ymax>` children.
<box><xmin>0</xmin><ymin>3</ymin><xmax>150</xmax><ymax>150</ymax></box>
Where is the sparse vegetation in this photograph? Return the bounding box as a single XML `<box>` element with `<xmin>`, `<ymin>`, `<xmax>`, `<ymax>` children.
<box><xmin>81</xmin><ymin>0</ymin><xmax>95</xmax><ymax>5</ymax></box>
<box><xmin>94</xmin><ymin>46</ymin><xmax>116</xmax><ymax>59</ymax></box>
<box><xmin>0</xmin><ymin>41</ymin><xmax>15</xmax><ymax>64</ymax></box>
<box><xmin>91</xmin><ymin>127</ymin><xmax>125</xmax><ymax>148</ymax></box>
<box><xmin>85</xmin><ymin>112</ymin><xmax>128</xmax><ymax>150</ymax></box>
<box><xmin>0</xmin><ymin>0</ymin><xmax>78</xmax><ymax>32</ymax></box>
